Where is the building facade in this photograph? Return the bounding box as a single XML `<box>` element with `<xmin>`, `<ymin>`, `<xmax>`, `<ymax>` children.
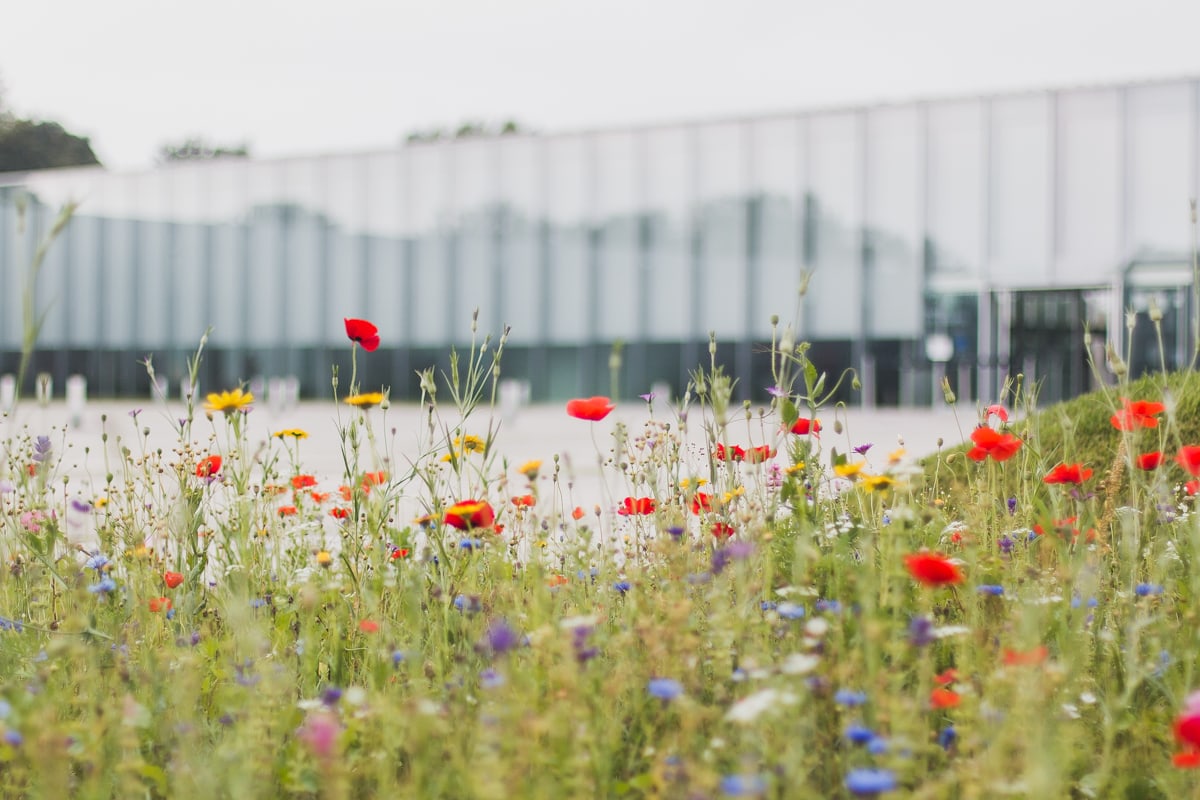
<box><xmin>1</xmin><ymin>77</ymin><xmax>1197</xmax><ymax>405</ymax></box>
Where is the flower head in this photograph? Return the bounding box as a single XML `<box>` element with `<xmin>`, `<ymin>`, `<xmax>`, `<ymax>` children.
<box><xmin>344</xmin><ymin>318</ymin><xmax>380</xmax><ymax>351</ymax></box>
<box><xmin>647</xmin><ymin>677</ymin><xmax>683</xmax><ymax>701</ymax></box>
<box><xmin>566</xmin><ymin>396</ymin><xmax>614</xmax><ymax>421</ymax></box>
<box><xmin>444</xmin><ymin>500</ymin><xmax>496</xmax><ymax>531</ymax></box>
<box><xmin>844</xmin><ymin>768</ymin><xmax>897</xmax><ymax>797</ymax></box>
<box><xmin>904</xmin><ymin>552</ymin><xmax>964</xmax><ymax>586</ymax></box>
<box><xmin>163</xmin><ymin>571</ymin><xmax>184</xmax><ymax>589</ymax></box>
<box><xmin>196</xmin><ymin>455</ymin><xmax>222</xmax><ymax>478</ymax></box>
<box><xmin>966</xmin><ymin>426</ymin><xmax>1022</xmax><ymax>462</ymax></box>
<box><xmin>1043</xmin><ymin>462</ymin><xmax>1093</xmax><ymax>485</ymax></box>
<box><xmin>618</xmin><ymin>497</ymin><xmax>655</xmax><ymax>516</ymax></box>
<box><xmin>1137</xmin><ymin>451</ymin><xmax>1164</xmax><ymax>470</ymax></box>
<box><xmin>1177</xmin><ymin>446</ymin><xmax>1200</xmax><ymax>477</ymax></box>
<box><xmin>789</xmin><ymin>417</ymin><xmax>821</xmax><ymax>436</ymax></box>
<box><xmin>344</xmin><ymin>392</ymin><xmax>384</xmax><ymax>409</ymax></box>
<box><xmin>1111</xmin><ymin>398</ymin><xmax>1165</xmax><ymax>431</ymax></box>
<box><xmin>204</xmin><ymin>389</ymin><xmax>253</xmax><ymax>415</ymax></box>
<box><xmin>273</xmin><ymin>428</ymin><xmax>309</xmax><ymax>440</ymax></box>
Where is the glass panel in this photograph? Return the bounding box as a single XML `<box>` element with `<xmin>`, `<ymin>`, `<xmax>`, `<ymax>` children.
<box><xmin>546</xmin><ymin>136</ymin><xmax>589</xmax><ymax>342</ymax></box>
<box><xmin>133</xmin><ymin>173</ymin><xmax>170</xmax><ymax>348</ymax></box>
<box><xmin>645</xmin><ymin>127</ymin><xmax>691</xmax><ymax>342</ymax></box>
<box><xmin>990</xmin><ymin>94</ymin><xmax>1050</xmax><ymax>283</ymax></box>
<box><xmin>207</xmin><ymin>161</ymin><xmax>248</xmax><ymax>348</ymax></box>
<box><xmin>245</xmin><ymin>162</ymin><xmax>287</xmax><ymax>346</ymax></box>
<box><xmin>324</xmin><ymin>156</ymin><xmax>370</xmax><ymax>342</ymax></box>
<box><xmin>696</xmin><ymin>121</ymin><xmax>747</xmax><ymax>340</ymax></box>
<box><xmin>927</xmin><ymin>100</ymin><xmax>983</xmax><ymax>281</ymax></box>
<box><xmin>595</xmin><ymin>130</ymin><xmax>640</xmax><ymax>341</ymax></box>
<box><xmin>1128</xmin><ymin>82</ymin><xmax>1191</xmax><ymax>255</ymax></box>
<box><xmin>497</xmin><ymin>137</ymin><xmax>542</xmax><ymax>346</ymax></box>
<box><xmin>805</xmin><ymin>112</ymin><xmax>861</xmax><ymax>338</ymax></box>
<box><xmin>865</xmin><ymin>105</ymin><xmax>922</xmax><ymax>338</ymax></box>
<box><xmin>1057</xmin><ymin>89</ymin><xmax>1120</xmax><ymax>282</ymax></box>
<box><xmin>167</xmin><ymin>165</ymin><xmax>210</xmax><ymax>348</ymax></box>
<box><xmin>749</xmin><ymin>117</ymin><xmax>802</xmax><ymax>337</ymax></box>
<box><xmin>408</xmin><ymin>145</ymin><xmax>451</xmax><ymax>345</ymax></box>
<box><xmin>33</xmin><ymin>200</ymin><xmax>68</xmax><ymax>348</ymax></box>
<box><xmin>450</xmin><ymin>138</ymin><xmax>500</xmax><ymax>338</ymax></box>
<box><xmin>282</xmin><ymin>159</ymin><xmax>325</xmax><ymax>346</ymax></box>
<box><xmin>364</xmin><ymin>152</ymin><xmax>407</xmax><ymax>334</ymax></box>
<box><xmin>100</xmin><ymin>175</ymin><xmax>137</xmax><ymax>347</ymax></box>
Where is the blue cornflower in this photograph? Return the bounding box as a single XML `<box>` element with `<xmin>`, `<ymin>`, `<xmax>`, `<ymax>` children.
<box><xmin>391</xmin><ymin>650</ymin><xmax>406</xmax><ymax>666</ymax></box>
<box><xmin>760</xmin><ymin>601</ymin><xmax>778</xmax><ymax>612</ymax></box>
<box><xmin>88</xmin><ymin>576</ymin><xmax>117</xmax><ymax>595</ymax></box>
<box><xmin>666</xmin><ymin>526</ymin><xmax>685</xmax><ymax>539</ymax></box>
<box><xmin>867</xmin><ymin>736</ymin><xmax>889</xmax><ymax>755</ymax></box>
<box><xmin>844</xmin><ymin>722</ymin><xmax>874</xmax><ymax>744</ymax></box>
<box><xmin>976</xmin><ymin>584</ymin><xmax>1004</xmax><ymax>596</ymax></box>
<box><xmin>459</xmin><ymin>538</ymin><xmax>482</xmax><ymax>551</ymax></box>
<box><xmin>938</xmin><ymin>725</ymin><xmax>957</xmax><ymax>751</ymax></box>
<box><xmin>719</xmin><ymin>774</ymin><xmax>767</xmax><ymax>796</ymax></box>
<box><xmin>3</xmin><ymin>729</ymin><xmax>22</xmax><ymax>747</ymax></box>
<box><xmin>1135</xmin><ymin>583</ymin><xmax>1164</xmax><ymax>597</ymax></box>
<box><xmin>834</xmin><ymin>689</ymin><xmax>867</xmax><ymax>707</ymax></box>
<box><xmin>776</xmin><ymin>602</ymin><xmax>805</xmax><ymax>620</ymax></box>
<box><xmin>815</xmin><ymin>600</ymin><xmax>842</xmax><ymax>613</ymax></box>
<box><xmin>321</xmin><ymin>687</ymin><xmax>343</xmax><ymax>706</ymax></box>
<box><xmin>453</xmin><ymin>595</ymin><xmax>481</xmax><ymax>613</ymax></box>
<box><xmin>844</xmin><ymin>767</ymin><xmax>897</xmax><ymax>796</ymax></box>
<box><xmin>908</xmin><ymin>616</ymin><xmax>934</xmax><ymax>647</ymax></box>
<box><xmin>84</xmin><ymin>554</ymin><xmax>109</xmax><ymax>571</ymax></box>
<box><xmin>647</xmin><ymin>678</ymin><xmax>683</xmax><ymax>701</ymax></box>
<box><xmin>0</xmin><ymin>700</ymin><xmax>9</xmax><ymax>719</ymax></box>
<box><xmin>613</xmin><ymin>581</ymin><xmax>631</xmax><ymax>594</ymax></box>
<box><xmin>482</xmin><ymin>619</ymin><xmax>520</xmax><ymax>655</ymax></box>
<box><xmin>480</xmin><ymin>668</ymin><xmax>505</xmax><ymax>689</ymax></box>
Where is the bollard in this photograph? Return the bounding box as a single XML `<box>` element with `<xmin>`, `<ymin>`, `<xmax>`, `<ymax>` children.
<box><xmin>66</xmin><ymin>375</ymin><xmax>87</xmax><ymax>428</ymax></box>
<box><xmin>35</xmin><ymin>373</ymin><xmax>53</xmax><ymax>408</ymax></box>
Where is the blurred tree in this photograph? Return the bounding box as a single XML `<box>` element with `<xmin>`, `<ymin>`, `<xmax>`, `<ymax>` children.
<box><xmin>404</xmin><ymin>119</ymin><xmax>527</xmax><ymax>144</ymax></box>
<box><xmin>158</xmin><ymin>137</ymin><xmax>250</xmax><ymax>162</ymax></box>
<box><xmin>0</xmin><ymin>117</ymin><xmax>101</xmax><ymax>172</ymax></box>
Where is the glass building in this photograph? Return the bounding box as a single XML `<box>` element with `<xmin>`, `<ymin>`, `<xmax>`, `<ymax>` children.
<box><xmin>1</xmin><ymin>77</ymin><xmax>1197</xmax><ymax>405</ymax></box>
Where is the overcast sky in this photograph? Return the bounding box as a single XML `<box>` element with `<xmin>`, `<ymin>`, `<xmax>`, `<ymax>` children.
<box><xmin>4</xmin><ymin>0</ymin><xmax>1200</xmax><ymax>170</ymax></box>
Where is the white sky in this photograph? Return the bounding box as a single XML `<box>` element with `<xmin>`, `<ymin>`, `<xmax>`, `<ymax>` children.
<box><xmin>3</xmin><ymin>0</ymin><xmax>1200</xmax><ymax>170</ymax></box>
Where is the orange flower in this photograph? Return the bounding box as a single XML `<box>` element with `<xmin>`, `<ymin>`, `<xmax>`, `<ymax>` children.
<box><xmin>311</xmin><ymin>492</ymin><xmax>330</xmax><ymax>504</ymax></box>
<box><xmin>330</xmin><ymin>507</ymin><xmax>351</xmax><ymax>519</ymax></box>
<box><xmin>358</xmin><ymin>619</ymin><xmax>379</xmax><ymax>633</ymax></box>
<box><xmin>163</xmin><ymin>571</ymin><xmax>184</xmax><ymax>589</ymax></box>
<box><xmin>934</xmin><ymin>668</ymin><xmax>959</xmax><ymax>685</ymax></box>
<box><xmin>966</xmin><ymin>426</ymin><xmax>1022</xmax><ymax>462</ymax></box>
<box><xmin>278</xmin><ymin>505</ymin><xmax>298</xmax><ymax>516</ymax></box>
<box><xmin>571</xmin><ymin>506</ymin><xmax>585</xmax><ymax>520</ymax></box>
<box><xmin>904</xmin><ymin>552</ymin><xmax>964</xmax><ymax>586</ymax></box>
<box><xmin>929</xmin><ymin>688</ymin><xmax>961</xmax><ymax>709</ymax></box>
<box><xmin>745</xmin><ymin>445</ymin><xmax>775</xmax><ymax>463</ymax></box>
<box><xmin>338</xmin><ymin>485</ymin><xmax>353</xmax><ymax>501</ymax></box>
<box><xmin>1002</xmin><ymin>645</ymin><xmax>1049</xmax><ymax>666</ymax></box>
<box><xmin>196</xmin><ymin>455</ymin><xmax>222</xmax><ymax>477</ymax></box>
<box><xmin>789</xmin><ymin>417</ymin><xmax>821</xmax><ymax>436</ymax></box>
<box><xmin>511</xmin><ymin>494</ymin><xmax>536</xmax><ymax>508</ymax></box>
<box><xmin>444</xmin><ymin>500</ymin><xmax>496</xmax><ymax>531</ymax></box>
<box><xmin>148</xmin><ymin>597</ymin><xmax>173</xmax><ymax>613</ymax></box>
<box><xmin>1173</xmin><ymin>751</ymin><xmax>1200</xmax><ymax>768</ymax></box>
<box><xmin>1110</xmin><ymin>398</ymin><xmax>1165</xmax><ymax>431</ymax></box>
<box><xmin>1177</xmin><ymin>446</ymin><xmax>1200</xmax><ymax>476</ymax></box>
<box><xmin>547</xmin><ymin>574</ymin><xmax>568</xmax><ymax>588</ymax></box>
<box><xmin>566</xmin><ymin>396</ymin><xmax>614</xmax><ymax>421</ymax></box>
<box><xmin>1043</xmin><ymin>463</ymin><xmax>1093</xmax><ymax>485</ymax></box>
<box><xmin>292</xmin><ymin>474</ymin><xmax>317</xmax><ymax>490</ymax></box>
<box><xmin>1137</xmin><ymin>451</ymin><xmax>1164</xmax><ymax>470</ymax></box>
<box><xmin>344</xmin><ymin>317</ymin><xmax>380</xmax><ymax>351</ymax></box>
<box><xmin>362</xmin><ymin>471</ymin><xmax>386</xmax><ymax>487</ymax></box>
<box><xmin>618</xmin><ymin>497</ymin><xmax>655</xmax><ymax>516</ymax></box>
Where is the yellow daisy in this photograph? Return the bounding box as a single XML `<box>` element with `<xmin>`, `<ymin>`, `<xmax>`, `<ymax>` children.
<box><xmin>273</xmin><ymin>428</ymin><xmax>309</xmax><ymax>440</ymax></box>
<box><xmin>205</xmin><ymin>388</ymin><xmax>254</xmax><ymax>415</ymax></box>
<box><xmin>518</xmin><ymin>459</ymin><xmax>542</xmax><ymax>479</ymax></box>
<box><xmin>862</xmin><ymin>474</ymin><xmax>896</xmax><ymax>492</ymax></box>
<box><xmin>833</xmin><ymin>461</ymin><xmax>865</xmax><ymax>480</ymax></box>
<box><xmin>344</xmin><ymin>392</ymin><xmax>385</xmax><ymax>409</ymax></box>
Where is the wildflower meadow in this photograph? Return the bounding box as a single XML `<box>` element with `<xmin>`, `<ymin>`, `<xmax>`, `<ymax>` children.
<box><xmin>5</xmin><ymin>258</ymin><xmax>1200</xmax><ymax>796</ymax></box>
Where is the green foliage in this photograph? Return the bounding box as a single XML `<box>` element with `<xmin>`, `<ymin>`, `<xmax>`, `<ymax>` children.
<box><xmin>0</xmin><ymin>118</ymin><xmax>99</xmax><ymax>172</ymax></box>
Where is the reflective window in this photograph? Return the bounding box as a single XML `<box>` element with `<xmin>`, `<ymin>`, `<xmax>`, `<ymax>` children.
<box><xmin>644</xmin><ymin>127</ymin><xmax>692</xmax><ymax>341</ymax></box>
<box><xmin>1128</xmin><ymin>82</ymin><xmax>1192</xmax><ymax>255</ymax></box>
<box><xmin>245</xmin><ymin>161</ymin><xmax>289</xmax><ymax>346</ymax></box>
<box><xmin>497</xmin><ymin>136</ymin><xmax>543</xmax><ymax>346</ymax></box>
<box><xmin>696</xmin><ymin>121</ymin><xmax>747</xmax><ymax>341</ymax></box>
<box><xmin>408</xmin><ymin>145</ymin><xmax>451</xmax><ymax>345</ymax></box>
<box><xmin>364</xmin><ymin>152</ymin><xmax>407</xmax><ymax>334</ymax></box>
<box><xmin>805</xmin><ymin>112</ymin><xmax>861</xmax><ymax>338</ymax></box>
<box><xmin>546</xmin><ymin>136</ymin><xmax>590</xmax><ymax>342</ymax></box>
<box><xmin>281</xmin><ymin>159</ymin><xmax>325</xmax><ymax>347</ymax></box>
<box><xmin>595</xmin><ymin>130</ymin><xmax>640</xmax><ymax>341</ymax></box>
<box><xmin>450</xmin><ymin>138</ymin><xmax>500</xmax><ymax>338</ymax></box>
<box><xmin>927</xmin><ymin>100</ymin><xmax>983</xmax><ymax>282</ymax></box>
<box><xmin>207</xmin><ymin>161</ymin><xmax>249</xmax><ymax>348</ymax></box>
<box><xmin>865</xmin><ymin>105</ymin><xmax>921</xmax><ymax>337</ymax></box>
<box><xmin>989</xmin><ymin>94</ymin><xmax>1050</xmax><ymax>283</ymax></box>
<box><xmin>748</xmin><ymin>117</ymin><xmax>803</xmax><ymax>337</ymax></box>
<box><xmin>1057</xmin><ymin>89</ymin><xmax>1120</xmax><ymax>281</ymax></box>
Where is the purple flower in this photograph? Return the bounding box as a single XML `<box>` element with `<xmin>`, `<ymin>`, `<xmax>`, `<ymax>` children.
<box><xmin>719</xmin><ymin>774</ymin><xmax>767</xmax><ymax>796</ymax></box>
<box><xmin>908</xmin><ymin>616</ymin><xmax>934</xmax><ymax>647</ymax></box>
<box><xmin>766</xmin><ymin>385</ymin><xmax>788</xmax><ymax>398</ymax></box>
<box><xmin>639</xmin><ymin>392</ymin><xmax>655</xmax><ymax>403</ymax></box>
<box><xmin>321</xmin><ymin>686</ymin><xmax>343</xmax><ymax>706</ymax></box>
<box><xmin>482</xmin><ymin>619</ymin><xmax>520</xmax><ymax>655</ymax></box>
<box><xmin>128</xmin><ymin>408</ymin><xmax>142</xmax><ymax>420</ymax></box>
<box><xmin>711</xmin><ymin>541</ymin><xmax>753</xmax><ymax>575</ymax></box>
<box><xmin>3</xmin><ymin>730</ymin><xmax>22</xmax><ymax>747</ymax></box>
<box><xmin>648</xmin><ymin>677</ymin><xmax>683</xmax><ymax>701</ymax></box>
<box><xmin>70</xmin><ymin>498</ymin><xmax>92</xmax><ymax>514</ymax></box>
<box><xmin>1007</xmin><ymin>497</ymin><xmax>1018</xmax><ymax>515</ymax></box>
<box><xmin>32</xmin><ymin>436</ymin><xmax>52</xmax><ymax>463</ymax></box>
<box><xmin>480</xmin><ymin>668</ymin><xmax>505</xmax><ymax>689</ymax></box>
<box><xmin>853</xmin><ymin>443</ymin><xmax>873</xmax><ymax>455</ymax></box>
<box><xmin>834</xmin><ymin>689</ymin><xmax>867</xmax><ymax>707</ymax></box>
<box><xmin>938</xmin><ymin>725</ymin><xmax>957</xmax><ymax>751</ymax></box>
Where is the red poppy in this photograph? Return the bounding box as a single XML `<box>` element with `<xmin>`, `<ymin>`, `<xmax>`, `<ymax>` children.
<box><xmin>903</xmin><ymin>552</ymin><xmax>964</xmax><ymax>586</ymax></box>
<box><xmin>344</xmin><ymin>318</ymin><xmax>380</xmax><ymax>351</ymax></box>
<box><xmin>278</xmin><ymin>505</ymin><xmax>298</xmax><ymax>516</ymax></box>
<box><xmin>444</xmin><ymin>499</ymin><xmax>496</xmax><ymax>531</ymax></box>
<box><xmin>745</xmin><ymin>445</ymin><xmax>775</xmax><ymax>463</ymax></box>
<box><xmin>389</xmin><ymin>547</ymin><xmax>409</xmax><ymax>560</ymax></box>
<box><xmin>1111</xmin><ymin>398</ymin><xmax>1165</xmax><ymax>431</ymax></box>
<box><xmin>985</xmin><ymin>404</ymin><xmax>1009</xmax><ymax>423</ymax></box>
<box><xmin>338</xmin><ymin>485</ymin><xmax>353</xmax><ymax>501</ymax></box>
<box><xmin>362</xmin><ymin>471</ymin><xmax>386</xmax><ymax>487</ymax></box>
<box><xmin>1173</xmin><ymin>751</ymin><xmax>1200</xmax><ymax>768</ymax></box>
<box><xmin>789</xmin><ymin>417</ymin><xmax>821</xmax><ymax>436</ymax></box>
<box><xmin>566</xmin><ymin>396</ymin><xmax>614</xmax><ymax>421</ymax></box>
<box><xmin>690</xmin><ymin>492</ymin><xmax>713</xmax><ymax>515</ymax></box>
<box><xmin>163</xmin><ymin>571</ymin><xmax>184</xmax><ymax>589</ymax></box>
<box><xmin>1137</xmin><ymin>451</ymin><xmax>1164</xmax><ymax>470</ymax></box>
<box><xmin>711</xmin><ymin>522</ymin><xmax>735</xmax><ymax>539</ymax></box>
<box><xmin>311</xmin><ymin>491</ymin><xmax>330</xmax><ymax>504</ymax></box>
<box><xmin>1177</xmin><ymin>446</ymin><xmax>1200</xmax><ymax>477</ymax></box>
<box><xmin>714</xmin><ymin>443</ymin><xmax>746</xmax><ymax>462</ymax></box>
<box><xmin>330</xmin><ymin>507</ymin><xmax>351</xmax><ymax>519</ymax></box>
<box><xmin>572</xmin><ymin>506</ymin><xmax>585</xmax><ymax>520</ymax></box>
<box><xmin>292</xmin><ymin>474</ymin><xmax>317</xmax><ymax>490</ymax></box>
<box><xmin>1032</xmin><ymin>517</ymin><xmax>1097</xmax><ymax>543</ymax></box>
<box><xmin>1179</xmin><ymin>713</ymin><xmax>1200</xmax><ymax>749</ymax></box>
<box><xmin>929</xmin><ymin>688</ymin><xmax>961</xmax><ymax>709</ymax></box>
<box><xmin>149</xmin><ymin>597</ymin><xmax>173</xmax><ymax>613</ymax></box>
<box><xmin>966</xmin><ymin>426</ymin><xmax>1022</xmax><ymax>462</ymax></box>
<box><xmin>1187</xmin><ymin>480</ymin><xmax>1200</xmax><ymax>496</ymax></box>
<box><xmin>1043</xmin><ymin>463</ymin><xmax>1093</xmax><ymax>485</ymax></box>
<box><xmin>618</xmin><ymin>497</ymin><xmax>655</xmax><ymax>516</ymax></box>
<box><xmin>934</xmin><ymin>668</ymin><xmax>959</xmax><ymax>685</ymax></box>
<box><xmin>511</xmin><ymin>494</ymin><xmax>536</xmax><ymax>508</ymax></box>
<box><xmin>1002</xmin><ymin>645</ymin><xmax>1049</xmax><ymax>666</ymax></box>
<box><xmin>196</xmin><ymin>455</ymin><xmax>222</xmax><ymax>477</ymax></box>
<box><xmin>358</xmin><ymin>619</ymin><xmax>379</xmax><ymax>633</ymax></box>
